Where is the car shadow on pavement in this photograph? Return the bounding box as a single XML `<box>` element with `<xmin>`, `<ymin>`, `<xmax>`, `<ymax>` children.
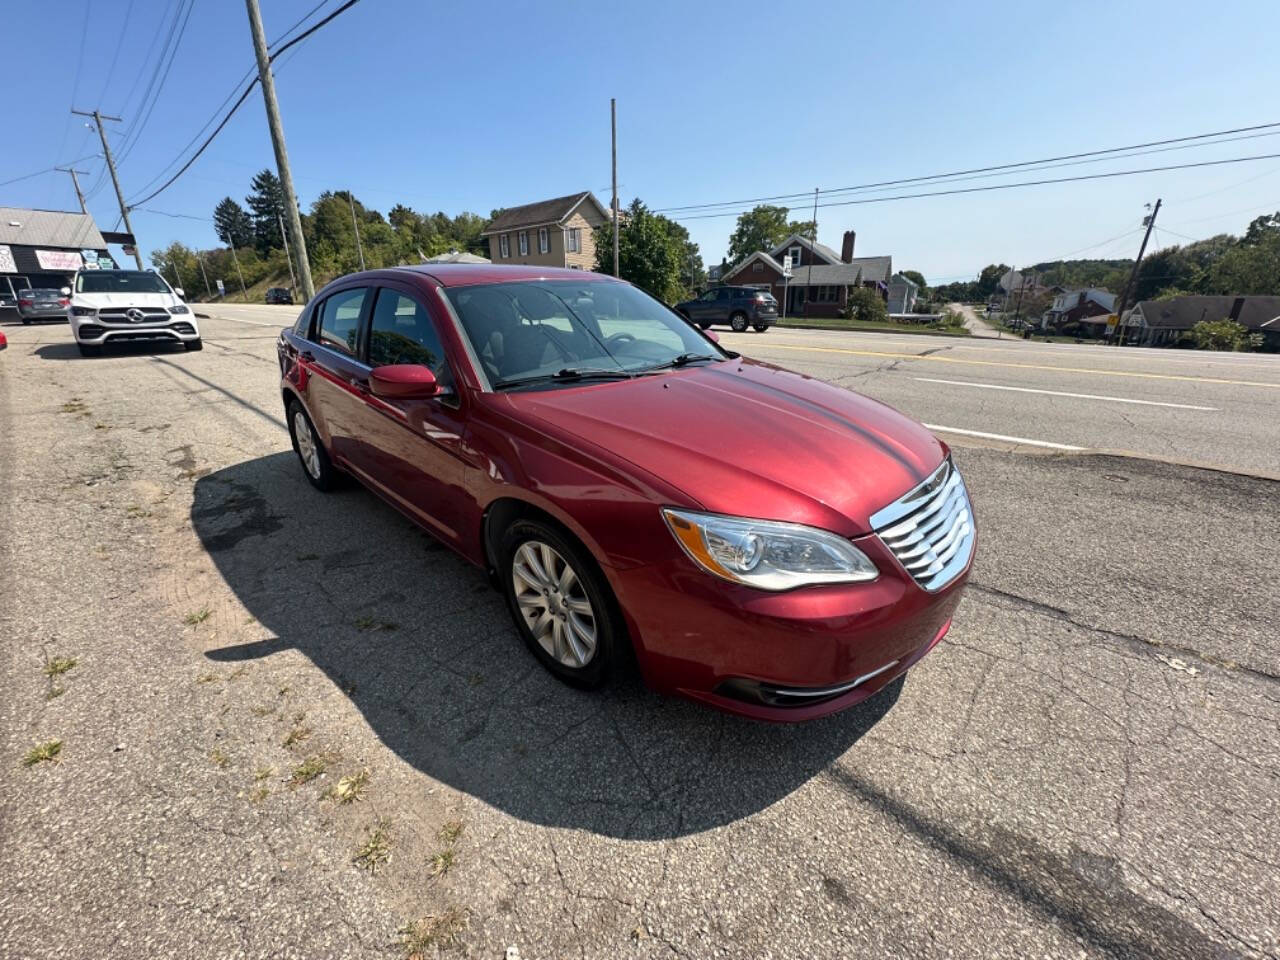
<box><xmin>33</xmin><ymin>341</ymin><xmax>191</xmax><ymax>360</ymax></box>
<box><xmin>198</xmin><ymin>452</ymin><xmax>901</xmax><ymax>840</ymax></box>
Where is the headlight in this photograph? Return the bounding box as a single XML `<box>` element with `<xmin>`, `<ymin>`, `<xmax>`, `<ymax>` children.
<box><xmin>169</xmin><ymin>304</ymin><xmax>190</xmax><ymax>314</ymax></box>
<box><xmin>662</xmin><ymin>508</ymin><xmax>878</xmax><ymax>591</ymax></box>
<box><xmin>70</xmin><ymin>306</ymin><xmax>96</xmax><ymax>317</ymax></box>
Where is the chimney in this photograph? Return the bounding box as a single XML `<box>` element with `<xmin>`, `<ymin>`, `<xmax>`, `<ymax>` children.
<box><xmin>841</xmin><ymin>231</ymin><xmax>856</xmax><ymax>263</ymax></box>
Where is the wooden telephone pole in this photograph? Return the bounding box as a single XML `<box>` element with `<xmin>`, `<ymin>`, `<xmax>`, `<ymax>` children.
<box><xmin>71</xmin><ymin>109</ymin><xmax>143</xmax><ymax>268</ymax></box>
<box><xmin>1113</xmin><ymin>198</ymin><xmax>1162</xmax><ymax>347</ymax></box>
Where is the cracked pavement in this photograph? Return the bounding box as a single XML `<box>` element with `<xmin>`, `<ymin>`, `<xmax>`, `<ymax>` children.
<box><xmin>1</xmin><ymin>311</ymin><xmax>1277</xmax><ymax>958</ymax></box>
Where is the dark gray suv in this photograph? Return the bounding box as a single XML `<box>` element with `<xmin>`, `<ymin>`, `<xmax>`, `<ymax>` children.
<box><xmin>675</xmin><ymin>286</ymin><xmax>778</xmax><ymax>332</ymax></box>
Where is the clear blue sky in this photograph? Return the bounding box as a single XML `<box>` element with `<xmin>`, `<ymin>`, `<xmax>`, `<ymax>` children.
<box><xmin>5</xmin><ymin>0</ymin><xmax>1280</xmax><ymax>284</ymax></box>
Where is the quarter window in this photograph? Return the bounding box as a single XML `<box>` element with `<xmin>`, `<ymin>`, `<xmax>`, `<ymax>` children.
<box><xmin>317</xmin><ymin>287</ymin><xmax>367</xmax><ymax>356</ymax></box>
<box><xmin>789</xmin><ymin>245</ymin><xmax>801</xmax><ymax>266</ymax></box>
<box><xmin>499</xmin><ymin>234</ymin><xmax>510</xmax><ymax>258</ymax></box>
<box><xmin>538</xmin><ymin>227</ymin><xmax>549</xmax><ymax>254</ymax></box>
<box><xmin>518</xmin><ymin>231</ymin><xmax>528</xmax><ymax>256</ymax></box>
<box><xmin>367</xmin><ymin>289</ymin><xmax>450</xmax><ymax>380</ymax></box>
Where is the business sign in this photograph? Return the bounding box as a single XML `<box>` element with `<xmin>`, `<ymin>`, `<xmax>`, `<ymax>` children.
<box><xmin>216</xmin><ymin>279</ymin><xmax>226</xmax><ymax>297</ymax></box>
<box><xmin>35</xmin><ymin>249</ymin><xmax>84</xmax><ymax>271</ymax></box>
<box><xmin>1106</xmin><ymin>314</ymin><xmax>1119</xmax><ymax>328</ymax></box>
<box><xmin>782</xmin><ymin>254</ymin><xmax>792</xmax><ymax>277</ymax></box>
<box><xmin>0</xmin><ymin>245</ymin><xmax>15</xmax><ymax>273</ymax></box>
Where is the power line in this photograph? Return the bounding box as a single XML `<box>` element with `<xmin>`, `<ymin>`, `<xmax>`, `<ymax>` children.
<box><xmin>115</xmin><ymin>0</ymin><xmax>197</xmax><ymax>166</ymax></box>
<box><xmin>655</xmin><ymin>120</ymin><xmax>1280</xmax><ymax>215</ymax></box>
<box><xmin>1</xmin><ymin>154</ymin><xmax>100</xmax><ymax>189</ymax></box>
<box><xmin>669</xmin><ymin>152</ymin><xmax>1280</xmax><ymax>222</ymax></box>
<box><xmin>126</xmin><ymin>0</ymin><xmax>333</xmax><ymax>201</ymax></box>
<box><xmin>126</xmin><ymin>0</ymin><xmax>363</xmax><ymax>210</ymax></box>
<box><xmin>99</xmin><ymin>0</ymin><xmax>138</xmax><ymax>106</ymax></box>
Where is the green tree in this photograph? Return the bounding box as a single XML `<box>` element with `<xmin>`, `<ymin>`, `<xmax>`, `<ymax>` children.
<box><xmin>1191</xmin><ymin>318</ymin><xmax>1249</xmax><ymax>351</ymax></box>
<box><xmin>1204</xmin><ymin>235</ymin><xmax>1280</xmax><ymax>295</ymax></box>
<box><xmin>1241</xmin><ymin>211</ymin><xmax>1280</xmax><ymax>246</ymax></box>
<box><xmin>726</xmin><ymin>205</ymin><xmax>816</xmax><ymax>268</ymax></box>
<box><xmin>975</xmin><ymin>263</ymin><xmax>1011</xmax><ymax>299</ymax></box>
<box><xmin>246</xmin><ymin>169</ymin><xmax>286</xmax><ymax>255</ymax></box>
<box><xmin>841</xmin><ymin>286</ymin><xmax>888</xmax><ymax>323</ymax></box>
<box><xmin>213</xmin><ymin>197</ymin><xmax>253</xmax><ymax>249</ymax></box>
<box><xmin>149</xmin><ymin>242</ymin><xmax>201</xmax><ymax>295</ymax></box>
<box><xmin>901</xmin><ymin>269</ymin><xmax>927</xmax><ymax>291</ymax></box>
<box><xmin>594</xmin><ymin>199</ymin><xmax>684</xmax><ymax>303</ymax></box>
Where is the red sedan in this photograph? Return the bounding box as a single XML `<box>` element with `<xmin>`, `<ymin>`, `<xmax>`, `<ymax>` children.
<box><xmin>276</xmin><ymin>265</ymin><xmax>974</xmax><ymax>721</ymax></box>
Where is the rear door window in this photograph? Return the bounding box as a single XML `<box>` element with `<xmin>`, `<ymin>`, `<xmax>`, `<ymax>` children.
<box><xmin>318</xmin><ymin>287</ymin><xmax>367</xmax><ymax>357</ymax></box>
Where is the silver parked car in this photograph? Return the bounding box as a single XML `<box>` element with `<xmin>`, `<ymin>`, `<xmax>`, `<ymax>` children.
<box><xmin>18</xmin><ymin>288</ymin><xmax>70</xmax><ymax>323</ymax></box>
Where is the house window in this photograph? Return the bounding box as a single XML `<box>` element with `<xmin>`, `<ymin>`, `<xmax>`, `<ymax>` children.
<box><xmin>567</xmin><ymin>227</ymin><xmax>580</xmax><ymax>252</ymax></box>
<box><xmin>538</xmin><ymin>227</ymin><xmax>549</xmax><ymax>254</ymax></box>
<box><xmin>789</xmin><ymin>245</ymin><xmax>801</xmax><ymax>266</ymax></box>
<box><xmin>499</xmin><ymin>234</ymin><xmax>510</xmax><ymax>258</ymax></box>
<box><xmin>752</xmin><ymin>261</ymin><xmax>763</xmax><ymax>273</ymax></box>
<box><xmin>518</xmin><ymin>231</ymin><xmax>528</xmax><ymax>256</ymax></box>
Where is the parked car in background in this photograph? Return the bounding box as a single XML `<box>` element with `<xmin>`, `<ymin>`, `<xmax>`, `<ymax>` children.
<box><xmin>66</xmin><ymin>269</ymin><xmax>201</xmax><ymax>356</ymax></box>
<box><xmin>266</xmin><ymin>287</ymin><xmax>294</xmax><ymax>305</ymax></box>
<box><xmin>17</xmin><ymin>288</ymin><xmax>70</xmax><ymax>324</ymax></box>
<box><xmin>675</xmin><ymin>286</ymin><xmax>778</xmax><ymax>332</ymax></box>
<box><xmin>277</xmin><ymin>264</ymin><xmax>974</xmax><ymax>721</ymax></box>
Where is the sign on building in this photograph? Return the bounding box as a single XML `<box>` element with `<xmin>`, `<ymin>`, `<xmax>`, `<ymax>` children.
<box><xmin>35</xmin><ymin>249</ymin><xmax>84</xmax><ymax>271</ymax></box>
<box><xmin>0</xmin><ymin>245</ymin><xmax>16</xmax><ymax>274</ymax></box>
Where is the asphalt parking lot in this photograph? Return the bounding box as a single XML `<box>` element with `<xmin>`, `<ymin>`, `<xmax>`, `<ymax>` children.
<box><xmin>2</xmin><ymin>310</ymin><xmax>1278</xmax><ymax>959</ymax></box>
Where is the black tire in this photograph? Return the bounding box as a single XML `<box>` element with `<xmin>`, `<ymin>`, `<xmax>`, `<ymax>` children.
<box><xmin>22</xmin><ymin>318</ymin><xmax>31</xmax><ymax>325</ymax></box>
<box><xmin>498</xmin><ymin>518</ymin><xmax>624</xmax><ymax>689</ymax></box>
<box><xmin>753</xmin><ymin>323</ymin><xmax>769</xmax><ymax>332</ymax></box>
<box><xmin>730</xmin><ymin>312</ymin><xmax>748</xmax><ymax>332</ymax></box>
<box><xmin>77</xmin><ymin>343</ymin><xmax>101</xmax><ymax>357</ymax></box>
<box><xmin>185</xmin><ymin>338</ymin><xmax>203</xmax><ymax>351</ymax></box>
<box><xmin>286</xmin><ymin>399</ymin><xmax>340</xmax><ymax>491</ymax></box>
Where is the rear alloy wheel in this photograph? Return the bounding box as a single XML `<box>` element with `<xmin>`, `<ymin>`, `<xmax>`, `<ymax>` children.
<box><xmin>185</xmin><ymin>338</ymin><xmax>203</xmax><ymax>351</ymax></box>
<box><xmin>500</xmin><ymin>519</ymin><xmax>621</xmax><ymax>688</ymax></box>
<box><xmin>730</xmin><ymin>312</ymin><xmax>748</xmax><ymax>332</ymax></box>
<box><xmin>753</xmin><ymin>323</ymin><xmax>769</xmax><ymax>332</ymax></box>
<box><xmin>287</xmin><ymin>400</ymin><xmax>340</xmax><ymax>491</ymax></box>
<box><xmin>77</xmin><ymin>343</ymin><xmax>101</xmax><ymax>357</ymax></box>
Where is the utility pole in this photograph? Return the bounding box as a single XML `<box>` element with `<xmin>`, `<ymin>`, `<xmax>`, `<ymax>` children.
<box><xmin>279</xmin><ymin>213</ymin><xmax>298</xmax><ymax>293</ymax></box>
<box><xmin>72</xmin><ymin>109</ymin><xmax>143</xmax><ymax>268</ymax></box>
<box><xmin>1012</xmin><ymin>272</ymin><xmax>1028</xmax><ymax>328</ymax></box>
<box><xmin>228</xmin><ymin>244</ymin><xmax>248</xmax><ymax>300</ymax></box>
<box><xmin>55</xmin><ymin>166</ymin><xmax>90</xmax><ymax>214</ymax></box>
<box><xmin>168</xmin><ymin>256</ymin><xmax>184</xmax><ymax>292</ymax></box>
<box><xmin>611</xmin><ymin>98</ymin><xmax>619</xmax><ymax>278</ymax></box>
<box><xmin>195</xmin><ymin>249</ymin><xmax>212</xmax><ymax>298</ymax></box>
<box><xmin>348</xmin><ymin>191</ymin><xmax>365</xmax><ymax>271</ymax></box>
<box><xmin>811</xmin><ymin>188</ymin><xmax>819</xmax><ymax>243</ymax></box>
<box><xmin>1113</xmin><ymin>198</ymin><xmax>1161</xmax><ymax>348</ymax></box>
<box><xmin>245</xmin><ymin>0</ymin><xmax>314</xmax><ymax>301</ymax></box>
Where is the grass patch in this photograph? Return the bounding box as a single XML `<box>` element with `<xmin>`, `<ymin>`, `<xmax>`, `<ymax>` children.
<box><xmin>354</xmin><ymin>616</ymin><xmax>399</xmax><ymax>632</ymax></box>
<box><xmin>295</xmin><ymin>553</ymin><xmax>319</xmax><ymax>562</ymax></box>
<box><xmin>327</xmin><ymin>768</ymin><xmax>370</xmax><ymax>804</ymax></box>
<box><xmin>249</xmin><ymin>704</ymin><xmax>273</xmax><ymax>717</ymax></box>
<box><xmin>353</xmin><ymin>818</ymin><xmax>392</xmax><ymax>872</ymax></box>
<box><xmin>125</xmin><ymin>505</ymin><xmax>152</xmax><ymax>519</ymax></box>
<box><xmin>23</xmin><ymin>739</ymin><xmax>63</xmax><ymax>766</ymax></box>
<box><xmin>43</xmin><ymin>654</ymin><xmax>78</xmax><ymax>678</ymax></box>
<box><xmin>428</xmin><ymin>848</ymin><xmax>456</xmax><ymax>878</ymax></box>
<box><xmin>250</xmin><ymin>786</ymin><xmax>270</xmax><ymax>804</ymax></box>
<box><xmin>399</xmin><ymin>907</ymin><xmax>467</xmax><ymax>956</ymax></box>
<box><xmin>282</xmin><ymin>724</ymin><xmax>312</xmax><ymax>749</ymax></box>
<box><xmin>196</xmin><ymin>672</ymin><xmax>219</xmax><ymax>684</ymax></box>
<box><xmin>437</xmin><ymin>819</ymin><xmax>464</xmax><ymax>844</ymax></box>
<box><xmin>210</xmin><ymin>747</ymin><xmax>231</xmax><ymax>768</ymax></box>
<box><xmin>254</xmin><ymin>766</ymin><xmax>274</xmax><ymax>781</ymax></box>
<box><xmin>290</xmin><ymin>755</ymin><xmax>327</xmax><ymax>787</ymax></box>
<box><xmin>60</xmin><ymin>399</ymin><xmax>89</xmax><ymax>414</ymax></box>
<box><xmin>183</xmin><ymin>607</ymin><xmax>212</xmax><ymax>626</ymax></box>
<box><xmin>777</xmin><ymin>318</ymin><xmax>971</xmax><ymax>337</ymax></box>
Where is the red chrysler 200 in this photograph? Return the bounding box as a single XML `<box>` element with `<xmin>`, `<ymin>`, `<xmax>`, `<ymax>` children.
<box><xmin>276</xmin><ymin>265</ymin><xmax>974</xmax><ymax>721</ymax></box>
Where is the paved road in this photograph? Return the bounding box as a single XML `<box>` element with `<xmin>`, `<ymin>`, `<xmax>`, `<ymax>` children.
<box><xmin>2</xmin><ymin>311</ymin><xmax>1278</xmax><ymax>959</ymax></box>
<box><xmin>947</xmin><ymin>302</ymin><xmax>1002</xmax><ymax>338</ymax></box>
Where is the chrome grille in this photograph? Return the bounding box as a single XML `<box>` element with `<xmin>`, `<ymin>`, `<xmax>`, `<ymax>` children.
<box><xmin>98</xmin><ymin>307</ymin><xmax>171</xmax><ymax>324</ymax></box>
<box><xmin>870</xmin><ymin>458</ymin><xmax>974</xmax><ymax>592</ymax></box>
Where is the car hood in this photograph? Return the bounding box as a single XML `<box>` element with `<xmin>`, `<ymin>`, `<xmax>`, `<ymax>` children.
<box><xmin>509</xmin><ymin>359</ymin><xmax>945</xmax><ymax>537</ymax></box>
<box><xmin>74</xmin><ymin>292</ymin><xmax>182</xmax><ymax>308</ymax></box>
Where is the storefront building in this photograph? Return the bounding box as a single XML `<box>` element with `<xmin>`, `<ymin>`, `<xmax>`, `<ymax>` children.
<box><xmin>1</xmin><ymin>206</ymin><xmax>118</xmax><ymax>304</ymax></box>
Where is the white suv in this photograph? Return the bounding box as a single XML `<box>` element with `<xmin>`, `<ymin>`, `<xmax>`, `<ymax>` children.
<box><xmin>66</xmin><ymin>269</ymin><xmax>201</xmax><ymax>356</ymax></box>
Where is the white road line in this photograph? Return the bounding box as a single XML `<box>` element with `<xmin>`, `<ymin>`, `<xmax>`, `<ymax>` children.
<box><xmin>913</xmin><ymin>377</ymin><xmax>1218</xmax><ymax>411</ymax></box>
<box><xmin>922</xmin><ymin>424</ymin><xmax>1086</xmax><ymax>451</ymax></box>
<box><xmin>202</xmin><ymin>313</ymin><xmax>281</xmax><ymax>327</ymax></box>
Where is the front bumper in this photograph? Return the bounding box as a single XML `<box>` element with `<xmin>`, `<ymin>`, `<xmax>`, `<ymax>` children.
<box><xmin>72</xmin><ymin>316</ymin><xmax>199</xmax><ymax>344</ymax></box>
<box><xmin>610</xmin><ymin>531</ymin><xmax>972</xmax><ymax>722</ymax></box>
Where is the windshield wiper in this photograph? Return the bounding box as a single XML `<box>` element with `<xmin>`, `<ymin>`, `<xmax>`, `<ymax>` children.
<box><xmin>642</xmin><ymin>353</ymin><xmax>719</xmax><ymax>372</ymax></box>
<box><xmin>493</xmin><ymin>367</ymin><xmax>636</xmax><ymax>390</ymax></box>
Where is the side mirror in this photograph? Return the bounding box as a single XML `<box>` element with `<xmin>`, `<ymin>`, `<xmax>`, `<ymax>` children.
<box><xmin>704</xmin><ymin>330</ymin><xmax>721</xmax><ymax>343</ymax></box>
<box><xmin>60</xmin><ymin>287</ymin><xmax>71</xmax><ymax>296</ymax></box>
<box><xmin>174</xmin><ymin>287</ymin><xmax>185</xmax><ymax>298</ymax></box>
<box><xmin>369</xmin><ymin>364</ymin><xmax>440</xmax><ymax>399</ymax></box>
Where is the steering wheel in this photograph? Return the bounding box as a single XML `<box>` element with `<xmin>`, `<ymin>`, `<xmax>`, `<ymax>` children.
<box><xmin>605</xmin><ymin>332</ymin><xmax>636</xmax><ymax>347</ymax></box>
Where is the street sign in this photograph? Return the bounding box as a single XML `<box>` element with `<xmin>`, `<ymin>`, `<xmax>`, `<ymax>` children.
<box><xmin>216</xmin><ymin>279</ymin><xmax>226</xmax><ymax>297</ymax></box>
<box><xmin>1106</xmin><ymin>314</ymin><xmax>1119</xmax><ymax>328</ymax></box>
<box><xmin>782</xmin><ymin>254</ymin><xmax>792</xmax><ymax>278</ymax></box>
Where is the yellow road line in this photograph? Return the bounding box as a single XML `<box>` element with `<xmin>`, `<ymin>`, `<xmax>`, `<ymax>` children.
<box><xmin>753</xmin><ymin>343</ymin><xmax>1280</xmax><ymax>388</ymax></box>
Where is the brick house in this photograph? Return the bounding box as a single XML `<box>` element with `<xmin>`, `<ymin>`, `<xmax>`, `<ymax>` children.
<box><xmin>720</xmin><ymin>231</ymin><xmax>892</xmax><ymax>318</ymax></box>
<box><xmin>1042</xmin><ymin>288</ymin><xmax>1116</xmax><ymax>333</ymax></box>
<box><xmin>481</xmin><ymin>191</ymin><xmax>610</xmax><ymax>270</ymax></box>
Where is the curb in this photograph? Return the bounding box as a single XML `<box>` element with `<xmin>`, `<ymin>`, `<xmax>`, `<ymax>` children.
<box><xmin>773</xmin><ymin>322</ymin><xmax>971</xmax><ymax>338</ymax></box>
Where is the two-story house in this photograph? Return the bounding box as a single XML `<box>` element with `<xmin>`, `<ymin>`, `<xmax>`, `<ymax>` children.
<box><xmin>481</xmin><ymin>192</ymin><xmax>611</xmax><ymax>270</ymax></box>
<box><xmin>719</xmin><ymin>231</ymin><xmax>892</xmax><ymax>318</ymax></box>
<box><xmin>1043</xmin><ymin>288</ymin><xmax>1116</xmax><ymax>332</ymax></box>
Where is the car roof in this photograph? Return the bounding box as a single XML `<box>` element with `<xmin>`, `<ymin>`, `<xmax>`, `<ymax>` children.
<box><xmin>327</xmin><ymin>263</ymin><xmax>627</xmax><ymax>290</ymax></box>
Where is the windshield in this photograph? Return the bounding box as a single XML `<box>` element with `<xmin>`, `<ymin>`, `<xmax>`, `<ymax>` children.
<box><xmin>445</xmin><ymin>280</ymin><xmax>725</xmax><ymax>387</ymax></box>
<box><xmin>75</xmin><ymin>271</ymin><xmax>173</xmax><ymax>295</ymax></box>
